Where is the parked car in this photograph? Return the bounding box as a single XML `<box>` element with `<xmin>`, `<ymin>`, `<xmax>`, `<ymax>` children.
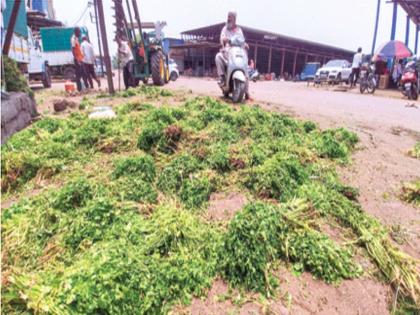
<box><xmin>169</xmin><ymin>59</ymin><xmax>179</xmax><ymax>81</ymax></box>
<box><xmin>315</xmin><ymin>59</ymin><xmax>352</xmax><ymax>84</ymax></box>
<box><xmin>300</xmin><ymin>62</ymin><xmax>321</xmax><ymax>81</ymax></box>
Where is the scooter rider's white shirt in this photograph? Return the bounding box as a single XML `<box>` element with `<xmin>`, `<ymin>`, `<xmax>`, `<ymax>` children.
<box><xmin>220</xmin><ymin>25</ymin><xmax>245</xmax><ymax>48</ymax></box>
<box><xmin>352</xmin><ymin>52</ymin><xmax>363</xmax><ymax>69</ymax></box>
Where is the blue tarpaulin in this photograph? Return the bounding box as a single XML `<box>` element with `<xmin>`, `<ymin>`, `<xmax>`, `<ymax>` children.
<box><xmin>3</xmin><ymin>0</ymin><xmax>28</xmax><ymax>38</ymax></box>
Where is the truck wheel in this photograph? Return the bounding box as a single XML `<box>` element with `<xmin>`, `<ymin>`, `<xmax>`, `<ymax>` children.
<box><xmin>42</xmin><ymin>67</ymin><xmax>52</xmax><ymax>88</ymax></box>
<box><xmin>151</xmin><ymin>51</ymin><xmax>165</xmax><ymax>86</ymax></box>
<box><xmin>63</xmin><ymin>67</ymin><xmax>76</xmax><ymax>81</ymax></box>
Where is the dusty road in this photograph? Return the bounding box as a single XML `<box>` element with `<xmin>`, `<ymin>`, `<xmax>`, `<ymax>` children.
<box><xmin>168</xmin><ymin>78</ymin><xmax>420</xmax><ymax>131</ymax></box>
<box><xmin>166</xmin><ymin>78</ymin><xmax>420</xmax><ymax>259</ymax></box>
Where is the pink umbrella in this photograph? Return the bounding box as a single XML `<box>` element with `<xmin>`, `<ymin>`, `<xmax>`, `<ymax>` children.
<box><xmin>374</xmin><ymin>40</ymin><xmax>412</xmax><ymax>59</ymax></box>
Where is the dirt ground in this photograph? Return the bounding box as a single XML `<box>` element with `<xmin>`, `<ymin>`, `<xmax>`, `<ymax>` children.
<box><xmin>28</xmin><ymin>77</ymin><xmax>419</xmax><ymax>314</ymax></box>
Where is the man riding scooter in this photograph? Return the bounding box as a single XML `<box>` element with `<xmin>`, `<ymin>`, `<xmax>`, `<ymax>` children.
<box><xmin>215</xmin><ymin>12</ymin><xmax>251</xmax><ymax>102</ymax></box>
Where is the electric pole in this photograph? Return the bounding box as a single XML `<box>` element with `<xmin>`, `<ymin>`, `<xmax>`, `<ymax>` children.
<box><xmin>96</xmin><ymin>0</ymin><xmax>115</xmax><ymax>94</ymax></box>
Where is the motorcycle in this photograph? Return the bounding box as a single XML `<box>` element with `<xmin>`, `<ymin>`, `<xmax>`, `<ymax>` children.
<box><xmin>219</xmin><ymin>35</ymin><xmax>248</xmax><ymax>103</ymax></box>
<box><xmin>399</xmin><ymin>61</ymin><xmax>418</xmax><ymax>101</ymax></box>
<box><xmin>359</xmin><ymin>63</ymin><xmax>376</xmax><ymax>94</ymax></box>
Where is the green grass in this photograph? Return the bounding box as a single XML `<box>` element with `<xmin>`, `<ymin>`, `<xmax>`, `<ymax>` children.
<box><xmin>2</xmin><ymin>95</ymin><xmax>419</xmax><ymax>313</ymax></box>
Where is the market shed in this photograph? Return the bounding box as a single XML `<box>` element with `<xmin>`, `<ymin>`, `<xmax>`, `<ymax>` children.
<box><xmin>171</xmin><ymin>22</ymin><xmax>354</xmax><ymax>78</ymax></box>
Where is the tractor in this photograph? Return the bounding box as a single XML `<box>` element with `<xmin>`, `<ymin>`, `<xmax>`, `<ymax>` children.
<box><xmin>113</xmin><ymin>0</ymin><xmax>170</xmax><ymax>87</ymax></box>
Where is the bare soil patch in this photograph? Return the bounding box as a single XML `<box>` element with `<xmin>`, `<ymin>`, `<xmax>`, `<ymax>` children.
<box><xmin>206</xmin><ymin>191</ymin><xmax>247</xmax><ymax>222</ymax></box>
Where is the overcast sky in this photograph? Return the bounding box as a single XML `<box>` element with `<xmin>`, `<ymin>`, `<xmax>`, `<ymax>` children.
<box><xmin>54</xmin><ymin>0</ymin><xmax>414</xmax><ymax>57</ymax></box>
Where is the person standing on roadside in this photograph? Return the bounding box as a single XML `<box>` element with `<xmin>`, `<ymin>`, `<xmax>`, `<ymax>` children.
<box><xmin>81</xmin><ymin>36</ymin><xmax>101</xmax><ymax>89</ymax></box>
<box><xmin>350</xmin><ymin>47</ymin><xmax>363</xmax><ymax>88</ymax></box>
<box><xmin>71</xmin><ymin>27</ymin><xmax>87</xmax><ymax>91</ymax></box>
<box><xmin>117</xmin><ymin>36</ymin><xmax>134</xmax><ymax>90</ymax></box>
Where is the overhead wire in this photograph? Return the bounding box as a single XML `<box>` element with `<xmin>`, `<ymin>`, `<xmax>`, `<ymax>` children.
<box><xmin>72</xmin><ymin>4</ymin><xmax>90</xmax><ymax>26</ymax></box>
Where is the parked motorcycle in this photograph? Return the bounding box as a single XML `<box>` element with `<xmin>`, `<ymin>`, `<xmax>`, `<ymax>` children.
<box><xmin>219</xmin><ymin>35</ymin><xmax>248</xmax><ymax>103</ymax></box>
<box><xmin>359</xmin><ymin>63</ymin><xmax>376</xmax><ymax>94</ymax></box>
<box><xmin>399</xmin><ymin>61</ymin><xmax>418</xmax><ymax>101</ymax></box>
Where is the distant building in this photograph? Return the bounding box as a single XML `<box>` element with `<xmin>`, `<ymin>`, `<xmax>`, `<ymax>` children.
<box><xmin>170</xmin><ymin>23</ymin><xmax>354</xmax><ymax>78</ymax></box>
<box><xmin>27</xmin><ymin>0</ymin><xmax>56</xmax><ymax>20</ymax></box>
<box><xmin>26</xmin><ymin>0</ymin><xmax>62</xmax><ymax>32</ymax></box>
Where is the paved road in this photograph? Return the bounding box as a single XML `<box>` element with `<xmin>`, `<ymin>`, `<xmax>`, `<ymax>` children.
<box><xmin>167</xmin><ymin>77</ymin><xmax>420</xmax><ymax>132</ymax></box>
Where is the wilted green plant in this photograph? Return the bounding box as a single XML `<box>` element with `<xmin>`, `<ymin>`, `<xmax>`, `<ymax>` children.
<box><xmin>408</xmin><ymin>142</ymin><xmax>420</xmax><ymax>159</ymax></box>
<box><xmin>400</xmin><ymin>180</ymin><xmax>420</xmax><ymax>206</ymax></box>
<box><xmin>157</xmin><ymin>154</ymin><xmax>202</xmax><ymax>193</ymax></box>
<box><xmin>112</xmin><ymin>155</ymin><xmax>156</xmax><ymax>182</ymax></box>
<box><xmin>180</xmin><ymin>176</ymin><xmax>214</xmax><ymax>208</ymax></box>
<box><xmin>245</xmin><ymin>152</ymin><xmax>308</xmax><ymax>200</ymax></box>
<box><xmin>115</xmin><ymin>177</ymin><xmax>157</xmax><ymax>203</ymax></box>
<box><xmin>220</xmin><ymin>200</ymin><xmax>361</xmax><ymax>293</ymax></box>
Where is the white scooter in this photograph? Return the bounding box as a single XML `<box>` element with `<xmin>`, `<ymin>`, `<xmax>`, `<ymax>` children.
<box><xmin>219</xmin><ymin>35</ymin><xmax>249</xmax><ymax>103</ymax></box>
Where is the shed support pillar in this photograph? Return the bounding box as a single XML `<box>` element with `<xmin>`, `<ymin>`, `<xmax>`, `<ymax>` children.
<box><xmin>416</xmin><ymin>25</ymin><xmax>419</xmax><ymax>55</ymax></box>
<box><xmin>268</xmin><ymin>46</ymin><xmax>272</xmax><ymax>73</ymax></box>
<box><xmin>405</xmin><ymin>15</ymin><xmax>410</xmax><ymax>47</ymax></box>
<box><xmin>390</xmin><ymin>1</ymin><xmax>398</xmax><ymax>41</ymax></box>
<box><xmin>292</xmin><ymin>50</ymin><xmax>298</xmax><ymax>78</ymax></box>
<box><xmin>280</xmin><ymin>49</ymin><xmax>285</xmax><ymax>78</ymax></box>
<box><xmin>254</xmin><ymin>45</ymin><xmax>258</xmax><ymax>67</ymax></box>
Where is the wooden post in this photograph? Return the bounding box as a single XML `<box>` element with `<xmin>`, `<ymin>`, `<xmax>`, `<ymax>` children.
<box><xmin>268</xmin><ymin>46</ymin><xmax>272</xmax><ymax>73</ymax></box>
<box><xmin>96</xmin><ymin>0</ymin><xmax>115</xmax><ymax>94</ymax></box>
<box><xmin>280</xmin><ymin>49</ymin><xmax>285</xmax><ymax>78</ymax></box>
<box><xmin>2</xmin><ymin>0</ymin><xmax>21</xmax><ymax>56</ymax></box>
<box><xmin>254</xmin><ymin>45</ymin><xmax>258</xmax><ymax>67</ymax></box>
<box><xmin>292</xmin><ymin>49</ymin><xmax>298</xmax><ymax>78</ymax></box>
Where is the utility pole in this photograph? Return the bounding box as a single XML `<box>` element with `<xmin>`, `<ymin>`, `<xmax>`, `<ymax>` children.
<box><xmin>96</xmin><ymin>0</ymin><xmax>115</xmax><ymax>94</ymax></box>
<box><xmin>2</xmin><ymin>0</ymin><xmax>21</xmax><ymax>56</ymax></box>
<box><xmin>371</xmin><ymin>0</ymin><xmax>381</xmax><ymax>55</ymax></box>
<box><xmin>93</xmin><ymin>0</ymin><xmax>105</xmax><ymax>76</ymax></box>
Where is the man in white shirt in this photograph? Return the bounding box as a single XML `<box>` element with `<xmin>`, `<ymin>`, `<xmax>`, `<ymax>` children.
<box><xmin>350</xmin><ymin>47</ymin><xmax>363</xmax><ymax>88</ymax></box>
<box><xmin>215</xmin><ymin>12</ymin><xmax>245</xmax><ymax>86</ymax></box>
<box><xmin>117</xmin><ymin>36</ymin><xmax>134</xmax><ymax>89</ymax></box>
<box><xmin>81</xmin><ymin>36</ymin><xmax>100</xmax><ymax>89</ymax></box>
<box><xmin>215</xmin><ymin>11</ymin><xmax>251</xmax><ymax>100</ymax></box>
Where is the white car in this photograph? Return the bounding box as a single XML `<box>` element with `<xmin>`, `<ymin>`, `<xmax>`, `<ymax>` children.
<box><xmin>169</xmin><ymin>59</ymin><xmax>179</xmax><ymax>81</ymax></box>
<box><xmin>315</xmin><ymin>59</ymin><xmax>352</xmax><ymax>84</ymax></box>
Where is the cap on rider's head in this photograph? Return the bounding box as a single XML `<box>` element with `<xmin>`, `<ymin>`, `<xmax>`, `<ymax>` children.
<box><xmin>228</xmin><ymin>11</ymin><xmax>237</xmax><ymax>18</ymax></box>
<box><xmin>227</xmin><ymin>11</ymin><xmax>237</xmax><ymax>29</ymax></box>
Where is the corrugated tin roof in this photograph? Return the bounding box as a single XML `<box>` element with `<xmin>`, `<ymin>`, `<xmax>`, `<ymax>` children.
<box><xmin>182</xmin><ymin>22</ymin><xmax>354</xmax><ymax>55</ymax></box>
<box><xmin>394</xmin><ymin>0</ymin><xmax>420</xmax><ymax>26</ymax></box>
